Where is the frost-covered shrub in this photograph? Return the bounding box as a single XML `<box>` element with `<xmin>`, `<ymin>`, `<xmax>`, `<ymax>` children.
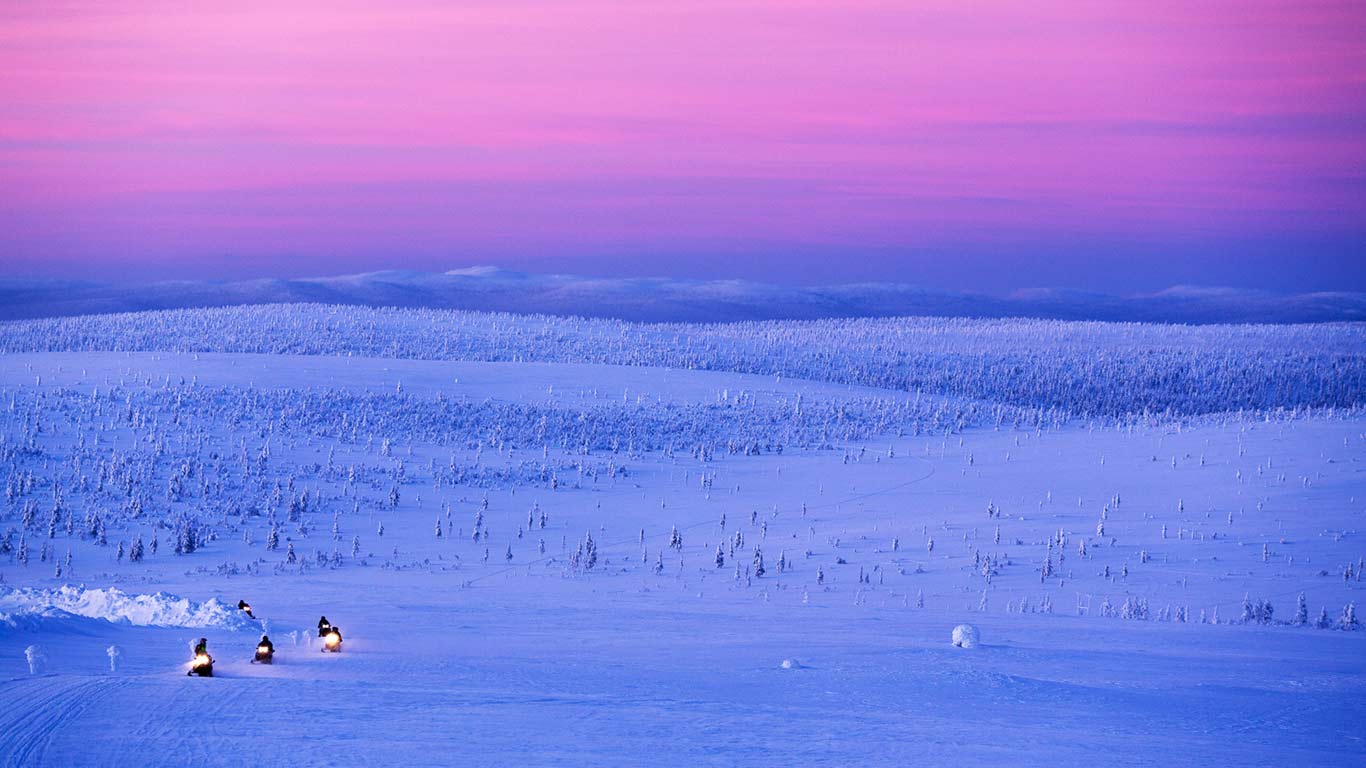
<box><xmin>24</xmin><ymin>644</ymin><xmax>45</xmax><ymax>675</ymax></box>
<box><xmin>951</xmin><ymin>624</ymin><xmax>980</xmax><ymax>648</ymax></box>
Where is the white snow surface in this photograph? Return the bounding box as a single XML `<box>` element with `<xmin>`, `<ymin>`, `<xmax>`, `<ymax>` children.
<box><xmin>0</xmin><ymin>308</ymin><xmax>1362</xmax><ymax>767</ymax></box>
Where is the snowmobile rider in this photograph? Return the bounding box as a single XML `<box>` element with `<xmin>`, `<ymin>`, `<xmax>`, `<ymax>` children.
<box><xmin>237</xmin><ymin>600</ymin><xmax>256</xmax><ymax>619</ymax></box>
<box><xmin>187</xmin><ymin>637</ymin><xmax>214</xmax><ymax>675</ymax></box>
<box><xmin>258</xmin><ymin>635</ymin><xmax>274</xmax><ymax>654</ymax></box>
<box><xmin>318</xmin><ymin>615</ymin><xmax>331</xmax><ymax>637</ymax></box>
<box><xmin>321</xmin><ymin>624</ymin><xmax>343</xmax><ymax>652</ymax></box>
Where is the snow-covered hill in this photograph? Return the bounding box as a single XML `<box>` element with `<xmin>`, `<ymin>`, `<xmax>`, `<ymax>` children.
<box><xmin>3</xmin><ymin>267</ymin><xmax>1363</xmax><ymax>323</ymax></box>
<box><xmin>6</xmin><ymin>305</ymin><xmax>1363</xmax><ymax>419</ymax></box>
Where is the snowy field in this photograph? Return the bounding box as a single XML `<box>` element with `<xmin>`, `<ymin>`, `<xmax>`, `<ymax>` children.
<box><xmin>0</xmin><ymin>307</ymin><xmax>1364</xmax><ymax>766</ymax></box>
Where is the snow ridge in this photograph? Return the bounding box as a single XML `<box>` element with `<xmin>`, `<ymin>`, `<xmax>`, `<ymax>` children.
<box><xmin>0</xmin><ymin>586</ymin><xmax>255</xmax><ymax>630</ymax></box>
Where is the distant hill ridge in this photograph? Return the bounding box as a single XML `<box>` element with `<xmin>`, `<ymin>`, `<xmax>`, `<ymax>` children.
<box><xmin>1</xmin><ymin>266</ymin><xmax>1361</xmax><ymax>324</ymax></box>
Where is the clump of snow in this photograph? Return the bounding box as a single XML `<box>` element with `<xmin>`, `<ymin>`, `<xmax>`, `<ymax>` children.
<box><xmin>952</xmin><ymin>624</ymin><xmax>980</xmax><ymax>648</ymax></box>
<box><xmin>0</xmin><ymin>586</ymin><xmax>254</xmax><ymax>630</ymax></box>
<box><xmin>780</xmin><ymin>658</ymin><xmax>800</xmax><ymax>669</ymax></box>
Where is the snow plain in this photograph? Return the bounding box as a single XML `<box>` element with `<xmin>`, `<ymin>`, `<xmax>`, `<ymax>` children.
<box><xmin>0</xmin><ymin>309</ymin><xmax>1363</xmax><ymax>767</ymax></box>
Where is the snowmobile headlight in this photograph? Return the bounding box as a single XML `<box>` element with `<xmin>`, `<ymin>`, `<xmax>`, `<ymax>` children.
<box><xmin>192</xmin><ymin>654</ymin><xmax>211</xmax><ymax>668</ymax></box>
<box><xmin>257</xmin><ymin>645</ymin><xmax>270</xmax><ymax>654</ymax></box>
<box><xmin>324</xmin><ymin>632</ymin><xmax>340</xmax><ymax>647</ymax></box>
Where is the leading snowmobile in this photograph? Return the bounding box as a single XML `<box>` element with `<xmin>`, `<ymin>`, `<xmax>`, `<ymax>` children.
<box><xmin>237</xmin><ymin>600</ymin><xmax>256</xmax><ymax>620</ymax></box>
<box><xmin>188</xmin><ymin>638</ymin><xmax>214</xmax><ymax>677</ymax></box>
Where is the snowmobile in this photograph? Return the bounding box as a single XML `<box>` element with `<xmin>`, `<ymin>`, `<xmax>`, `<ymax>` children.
<box><xmin>188</xmin><ymin>652</ymin><xmax>214</xmax><ymax>677</ymax></box>
<box><xmin>188</xmin><ymin>637</ymin><xmax>215</xmax><ymax>676</ymax></box>
<box><xmin>238</xmin><ymin>600</ymin><xmax>256</xmax><ymax>620</ymax></box>
<box><xmin>321</xmin><ymin>627</ymin><xmax>342</xmax><ymax>653</ymax></box>
<box><xmin>252</xmin><ymin>641</ymin><xmax>274</xmax><ymax>664</ymax></box>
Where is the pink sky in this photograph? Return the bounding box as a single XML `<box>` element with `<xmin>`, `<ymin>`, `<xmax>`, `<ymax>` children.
<box><xmin>2</xmin><ymin>0</ymin><xmax>1364</xmax><ymax>290</ymax></box>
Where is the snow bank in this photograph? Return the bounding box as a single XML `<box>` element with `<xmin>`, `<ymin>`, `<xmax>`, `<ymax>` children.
<box><xmin>0</xmin><ymin>585</ymin><xmax>254</xmax><ymax>630</ymax></box>
<box><xmin>952</xmin><ymin>624</ymin><xmax>980</xmax><ymax>649</ymax></box>
<box><xmin>0</xmin><ymin>610</ymin><xmax>56</xmax><ymax>633</ymax></box>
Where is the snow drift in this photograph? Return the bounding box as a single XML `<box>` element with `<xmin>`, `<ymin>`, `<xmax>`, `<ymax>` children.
<box><xmin>0</xmin><ymin>586</ymin><xmax>255</xmax><ymax>631</ymax></box>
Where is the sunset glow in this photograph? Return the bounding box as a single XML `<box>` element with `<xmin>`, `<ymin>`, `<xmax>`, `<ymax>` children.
<box><xmin>2</xmin><ymin>1</ymin><xmax>1363</xmax><ymax>290</ymax></box>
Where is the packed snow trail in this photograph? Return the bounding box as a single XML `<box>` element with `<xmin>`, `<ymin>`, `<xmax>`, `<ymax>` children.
<box><xmin>1</xmin><ymin>596</ymin><xmax>1362</xmax><ymax>767</ymax></box>
<box><xmin>0</xmin><ymin>676</ymin><xmax>124</xmax><ymax>766</ymax></box>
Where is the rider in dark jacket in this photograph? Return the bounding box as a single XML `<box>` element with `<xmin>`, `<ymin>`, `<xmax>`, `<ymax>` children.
<box><xmin>188</xmin><ymin>638</ymin><xmax>214</xmax><ymax>675</ymax></box>
<box><xmin>238</xmin><ymin>600</ymin><xmax>256</xmax><ymax>619</ymax></box>
<box><xmin>258</xmin><ymin>635</ymin><xmax>275</xmax><ymax>654</ymax></box>
<box><xmin>318</xmin><ymin>616</ymin><xmax>331</xmax><ymax>637</ymax></box>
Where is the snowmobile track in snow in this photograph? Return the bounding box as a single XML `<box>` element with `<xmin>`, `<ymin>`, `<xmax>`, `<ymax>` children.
<box><xmin>0</xmin><ymin>676</ymin><xmax>123</xmax><ymax>767</ymax></box>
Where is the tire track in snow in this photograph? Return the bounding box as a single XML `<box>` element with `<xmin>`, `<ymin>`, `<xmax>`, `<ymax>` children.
<box><xmin>0</xmin><ymin>676</ymin><xmax>123</xmax><ymax>767</ymax></box>
<box><xmin>150</xmin><ymin>684</ymin><xmax>235</xmax><ymax>767</ymax></box>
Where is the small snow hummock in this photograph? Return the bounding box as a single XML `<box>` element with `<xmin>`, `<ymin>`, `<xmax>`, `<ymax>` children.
<box><xmin>951</xmin><ymin>624</ymin><xmax>980</xmax><ymax>648</ymax></box>
<box><xmin>780</xmin><ymin>658</ymin><xmax>800</xmax><ymax>669</ymax></box>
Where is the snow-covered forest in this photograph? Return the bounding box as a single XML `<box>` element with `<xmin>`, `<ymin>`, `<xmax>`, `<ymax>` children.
<box><xmin>1</xmin><ymin>306</ymin><xmax>1363</xmax><ymax>766</ymax></box>
<box><xmin>4</xmin><ymin>304</ymin><xmax>1362</xmax><ymax>417</ymax></box>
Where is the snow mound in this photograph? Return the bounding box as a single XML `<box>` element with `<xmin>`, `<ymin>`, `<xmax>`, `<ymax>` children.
<box><xmin>951</xmin><ymin>624</ymin><xmax>980</xmax><ymax>648</ymax></box>
<box><xmin>780</xmin><ymin>658</ymin><xmax>801</xmax><ymax>669</ymax></box>
<box><xmin>0</xmin><ymin>585</ymin><xmax>255</xmax><ymax>630</ymax></box>
<box><xmin>0</xmin><ymin>610</ymin><xmax>41</xmax><ymax>632</ymax></box>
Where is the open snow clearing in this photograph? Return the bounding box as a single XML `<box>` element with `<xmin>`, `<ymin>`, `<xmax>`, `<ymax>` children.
<box><xmin>1</xmin><ymin>307</ymin><xmax>1362</xmax><ymax>766</ymax></box>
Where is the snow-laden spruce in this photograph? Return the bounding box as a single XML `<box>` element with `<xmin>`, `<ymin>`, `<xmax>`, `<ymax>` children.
<box><xmin>2</xmin><ymin>303</ymin><xmax>1362</xmax><ymax>419</ymax></box>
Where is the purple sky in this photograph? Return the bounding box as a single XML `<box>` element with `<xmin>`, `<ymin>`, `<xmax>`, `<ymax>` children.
<box><xmin>2</xmin><ymin>1</ymin><xmax>1364</xmax><ymax>293</ymax></box>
